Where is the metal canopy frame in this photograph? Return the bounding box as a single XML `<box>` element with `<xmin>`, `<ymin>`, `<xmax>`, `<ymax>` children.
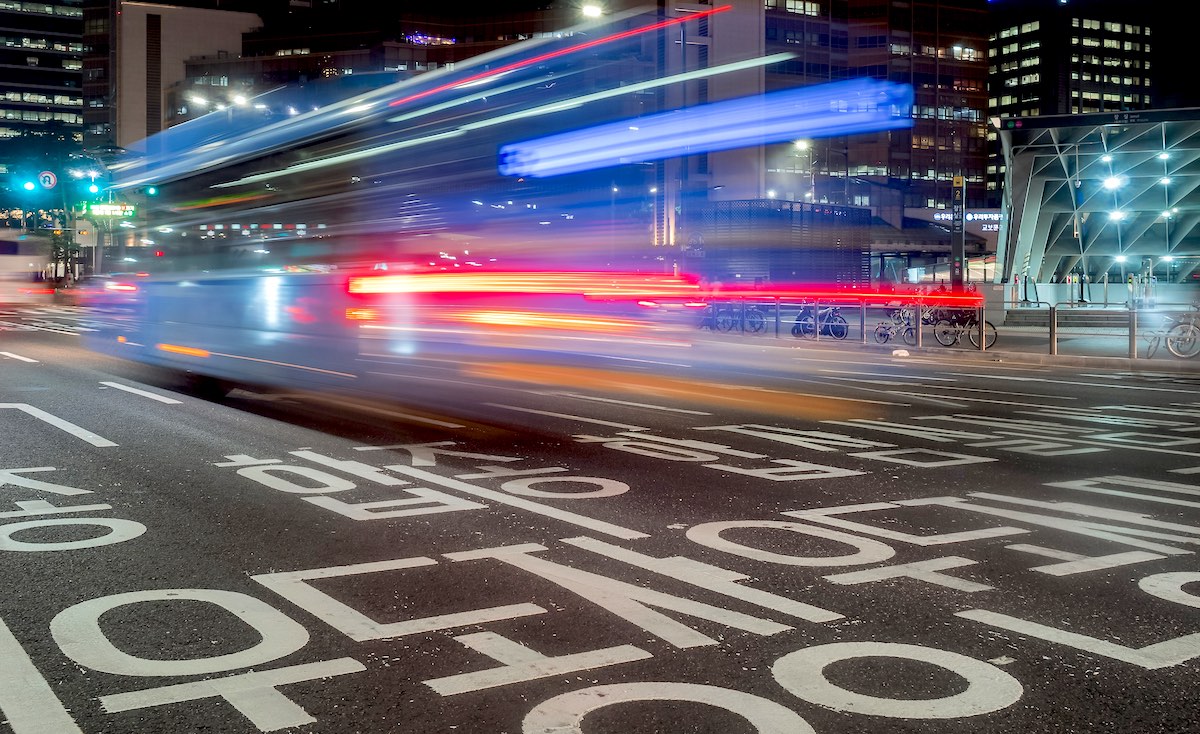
<box><xmin>996</xmin><ymin>108</ymin><xmax>1200</xmax><ymax>284</ymax></box>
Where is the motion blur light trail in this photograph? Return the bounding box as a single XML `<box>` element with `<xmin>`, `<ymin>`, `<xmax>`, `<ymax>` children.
<box><xmin>214</xmin><ymin>52</ymin><xmax>797</xmax><ymax>191</ymax></box>
<box><xmin>463</xmin><ymin>363</ymin><xmax>889</xmax><ymax>422</ymax></box>
<box><xmin>347</xmin><ymin>271</ymin><xmax>701</xmax><ymax>300</ymax></box>
<box><xmin>498</xmin><ymin>78</ymin><xmax>914</xmax><ymax>178</ymax></box>
<box><xmin>386</xmin><ymin>4</ymin><xmax>733</xmax><ymax>109</ymax></box>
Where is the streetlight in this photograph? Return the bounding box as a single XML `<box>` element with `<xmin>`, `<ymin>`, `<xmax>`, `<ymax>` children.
<box><xmin>794</xmin><ymin>139</ymin><xmax>814</xmax><ymax>200</ymax></box>
<box><xmin>581</xmin><ymin>3</ymin><xmax>603</xmax><ymax>18</ymax></box>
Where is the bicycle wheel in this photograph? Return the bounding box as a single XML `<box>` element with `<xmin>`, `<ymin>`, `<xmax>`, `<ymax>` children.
<box><xmin>714</xmin><ymin>309</ymin><xmax>737</xmax><ymax>333</ymax></box>
<box><xmin>1165</xmin><ymin>323</ymin><xmax>1200</xmax><ymax>358</ymax></box>
<box><xmin>794</xmin><ymin>316</ymin><xmax>816</xmax><ymax>339</ymax></box>
<box><xmin>744</xmin><ymin>309</ymin><xmax>766</xmax><ymax>334</ymax></box>
<box><xmin>825</xmin><ymin>314</ymin><xmax>849</xmax><ymax>340</ymax></box>
<box><xmin>902</xmin><ymin>326</ymin><xmax>918</xmax><ymax>346</ymax></box>
<box><xmin>933</xmin><ymin>320</ymin><xmax>959</xmax><ymax>347</ymax></box>
<box><xmin>874</xmin><ymin>323</ymin><xmax>893</xmax><ymax>344</ymax></box>
<box><xmin>967</xmin><ymin>320</ymin><xmax>998</xmax><ymax>349</ymax></box>
<box><xmin>1146</xmin><ymin>334</ymin><xmax>1161</xmax><ymax>359</ymax></box>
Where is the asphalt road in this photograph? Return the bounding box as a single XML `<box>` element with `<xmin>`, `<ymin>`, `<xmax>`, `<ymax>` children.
<box><xmin>3</xmin><ymin>304</ymin><xmax>1200</xmax><ymax>734</ymax></box>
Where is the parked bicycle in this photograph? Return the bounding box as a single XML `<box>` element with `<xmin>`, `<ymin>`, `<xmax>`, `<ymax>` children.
<box><xmin>873</xmin><ymin>306</ymin><xmax>917</xmax><ymax>346</ymax></box>
<box><xmin>932</xmin><ymin>307</ymin><xmax>998</xmax><ymax>349</ymax></box>
<box><xmin>792</xmin><ymin>304</ymin><xmax>848</xmax><ymax>339</ymax></box>
<box><xmin>1145</xmin><ymin>306</ymin><xmax>1200</xmax><ymax>359</ymax></box>
<box><xmin>699</xmin><ymin>302</ymin><xmax>768</xmax><ymax>334</ymax></box>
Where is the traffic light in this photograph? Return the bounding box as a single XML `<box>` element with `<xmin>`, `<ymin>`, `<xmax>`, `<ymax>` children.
<box><xmin>22</xmin><ymin>181</ymin><xmax>34</xmax><ymax>191</ymax></box>
<box><xmin>145</xmin><ymin>186</ymin><xmax>158</xmax><ymax>196</ymax></box>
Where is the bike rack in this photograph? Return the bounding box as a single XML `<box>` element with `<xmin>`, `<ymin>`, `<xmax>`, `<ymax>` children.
<box><xmin>699</xmin><ymin>291</ymin><xmax>986</xmax><ymax>351</ymax></box>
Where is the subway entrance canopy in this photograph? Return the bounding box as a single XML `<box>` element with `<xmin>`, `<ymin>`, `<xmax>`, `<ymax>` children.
<box><xmin>995</xmin><ymin>108</ymin><xmax>1200</xmax><ymax>284</ymax></box>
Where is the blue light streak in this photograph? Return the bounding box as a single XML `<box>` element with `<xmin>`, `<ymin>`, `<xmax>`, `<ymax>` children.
<box><xmin>498</xmin><ymin>79</ymin><xmax>914</xmax><ymax>179</ymax></box>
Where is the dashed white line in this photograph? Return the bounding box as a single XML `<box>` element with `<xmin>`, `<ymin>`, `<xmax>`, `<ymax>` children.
<box><xmin>544</xmin><ymin>391</ymin><xmax>712</xmax><ymax>415</ymax></box>
<box><xmin>0</xmin><ymin>351</ymin><xmax>37</xmax><ymax>363</ymax></box>
<box><xmin>99</xmin><ymin>381</ymin><xmax>183</xmax><ymax>404</ymax></box>
<box><xmin>0</xmin><ymin>403</ymin><xmax>116</xmax><ymax>447</ymax></box>
<box><xmin>487</xmin><ymin>404</ymin><xmax>648</xmax><ymax>430</ymax></box>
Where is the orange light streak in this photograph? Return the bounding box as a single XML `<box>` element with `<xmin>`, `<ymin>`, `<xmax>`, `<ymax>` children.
<box><xmin>157</xmin><ymin>343</ymin><xmax>211</xmax><ymax>358</ymax></box>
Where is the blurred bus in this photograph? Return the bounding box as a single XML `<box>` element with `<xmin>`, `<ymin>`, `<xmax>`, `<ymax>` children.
<box><xmin>0</xmin><ymin>254</ymin><xmax>52</xmax><ymax>307</ymax></box>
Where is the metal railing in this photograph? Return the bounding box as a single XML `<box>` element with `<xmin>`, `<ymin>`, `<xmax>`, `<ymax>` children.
<box><xmin>699</xmin><ymin>292</ymin><xmax>991</xmax><ymax>352</ymax></box>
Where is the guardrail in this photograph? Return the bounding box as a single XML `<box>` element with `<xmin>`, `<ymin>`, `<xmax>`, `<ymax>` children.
<box><xmin>1046</xmin><ymin>301</ymin><xmax>1198</xmax><ymax>359</ymax></box>
<box><xmin>700</xmin><ymin>293</ymin><xmax>1199</xmax><ymax>361</ymax></box>
<box><xmin>698</xmin><ymin>289</ymin><xmax>990</xmax><ymax>352</ymax></box>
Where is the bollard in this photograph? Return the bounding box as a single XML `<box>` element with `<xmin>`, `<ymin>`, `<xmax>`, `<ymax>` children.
<box><xmin>774</xmin><ymin>298</ymin><xmax>781</xmax><ymax>338</ymax></box>
<box><xmin>860</xmin><ymin>302</ymin><xmax>867</xmax><ymax>345</ymax></box>
<box><xmin>1049</xmin><ymin>305</ymin><xmax>1057</xmax><ymax>355</ymax></box>
<box><xmin>1129</xmin><ymin>306</ymin><xmax>1138</xmax><ymax>359</ymax></box>
<box><xmin>915</xmin><ymin>299</ymin><xmax>923</xmax><ymax>347</ymax></box>
<box><xmin>977</xmin><ymin>305</ymin><xmax>986</xmax><ymax>352</ymax></box>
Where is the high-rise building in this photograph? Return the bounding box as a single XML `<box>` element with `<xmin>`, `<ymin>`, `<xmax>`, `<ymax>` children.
<box><xmin>0</xmin><ymin>0</ymin><xmax>84</xmax><ymax>144</ymax></box>
<box><xmin>985</xmin><ymin>0</ymin><xmax>1161</xmax><ymax>207</ymax></box>
<box><xmin>82</xmin><ymin>1</ymin><xmax>261</xmax><ymax>152</ymax></box>
<box><xmin>988</xmin><ymin>0</ymin><xmax>1155</xmax><ymax>119</ymax></box>
<box><xmin>761</xmin><ymin>0</ymin><xmax>989</xmax><ymax>218</ymax></box>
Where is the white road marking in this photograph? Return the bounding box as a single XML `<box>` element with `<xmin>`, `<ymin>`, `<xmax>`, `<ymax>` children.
<box><xmin>0</xmin><ymin>616</ymin><xmax>84</xmax><ymax>734</ymax></box>
<box><xmin>584</xmin><ymin>353</ymin><xmax>694</xmax><ymax>368</ymax></box>
<box><xmin>888</xmin><ymin>392</ymin><xmax>1058</xmax><ymax>409</ymax></box>
<box><xmin>99</xmin><ymin>381</ymin><xmax>183</xmax><ymax>404</ymax></box>
<box><xmin>822</xmin><ymin>369</ymin><xmax>957</xmax><ymax>381</ymax></box>
<box><xmin>1171</xmin><ymin>467</ymin><xmax>1200</xmax><ymax>474</ymax></box>
<box><xmin>0</xmin><ymin>351</ymin><xmax>38</xmax><ymax>362</ymax></box>
<box><xmin>937</xmin><ymin>385</ymin><xmax>1076</xmax><ymax>399</ymax></box>
<box><xmin>824</xmin><ymin>376</ymin><xmax>917</xmax><ymax>386</ymax></box>
<box><xmin>0</xmin><ymin>319</ymin><xmax>78</xmax><ymax>335</ymax></box>
<box><xmin>305</xmin><ymin>395</ymin><xmax>464</xmax><ymax>428</ymax></box>
<box><xmin>948</xmin><ymin>374</ymin><xmax>1198</xmax><ymax>394</ymax></box>
<box><xmin>545</xmin><ymin>391</ymin><xmax>712</xmax><ymax>415</ymax></box>
<box><xmin>487</xmin><ymin>404</ymin><xmax>648</xmax><ymax>430</ymax></box>
<box><xmin>389</xmin><ymin>466</ymin><xmax>649</xmax><ymax>540</ymax></box>
<box><xmin>0</xmin><ymin>403</ymin><xmax>116</xmax><ymax>447</ymax></box>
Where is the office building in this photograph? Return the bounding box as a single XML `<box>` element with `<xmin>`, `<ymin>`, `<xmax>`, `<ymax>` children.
<box><xmin>81</xmin><ymin>1</ymin><xmax>261</xmax><ymax>152</ymax></box>
<box><xmin>0</xmin><ymin>0</ymin><xmax>83</xmax><ymax>144</ymax></box>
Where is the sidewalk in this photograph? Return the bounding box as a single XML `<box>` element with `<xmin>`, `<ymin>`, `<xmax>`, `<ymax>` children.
<box><xmin>697</xmin><ymin>326</ymin><xmax>1200</xmax><ymax>374</ymax></box>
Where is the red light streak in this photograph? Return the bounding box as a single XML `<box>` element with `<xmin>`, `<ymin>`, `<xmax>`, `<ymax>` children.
<box><xmin>388</xmin><ymin>5</ymin><xmax>732</xmax><ymax>108</ymax></box>
<box><xmin>347</xmin><ymin>271</ymin><xmax>701</xmax><ymax>300</ymax></box>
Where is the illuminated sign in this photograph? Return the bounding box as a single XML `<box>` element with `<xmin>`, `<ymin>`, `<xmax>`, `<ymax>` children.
<box><xmin>88</xmin><ymin>203</ymin><xmax>137</xmax><ymax>217</ymax></box>
<box><xmin>933</xmin><ymin>211</ymin><xmax>1002</xmax><ymax>222</ymax></box>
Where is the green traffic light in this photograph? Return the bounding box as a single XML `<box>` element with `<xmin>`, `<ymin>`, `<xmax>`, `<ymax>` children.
<box><xmin>146</xmin><ymin>186</ymin><xmax>158</xmax><ymax>196</ymax></box>
<box><xmin>88</xmin><ymin>183</ymin><xmax>99</xmax><ymax>194</ymax></box>
<box><xmin>22</xmin><ymin>181</ymin><xmax>35</xmax><ymax>191</ymax></box>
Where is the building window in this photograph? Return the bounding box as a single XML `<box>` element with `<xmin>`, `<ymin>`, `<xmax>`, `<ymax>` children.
<box><xmin>784</xmin><ymin>0</ymin><xmax>820</xmax><ymax>16</ymax></box>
